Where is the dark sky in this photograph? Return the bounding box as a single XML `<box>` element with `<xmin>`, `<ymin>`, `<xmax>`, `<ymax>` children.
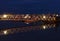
<box><xmin>0</xmin><ymin>0</ymin><xmax>60</xmax><ymax>14</ymax></box>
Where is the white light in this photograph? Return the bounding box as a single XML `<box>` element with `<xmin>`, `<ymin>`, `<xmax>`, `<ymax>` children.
<box><xmin>26</xmin><ymin>22</ymin><xmax>29</xmax><ymax>24</ymax></box>
<box><xmin>3</xmin><ymin>14</ymin><xmax>7</xmax><ymax>18</ymax></box>
<box><xmin>43</xmin><ymin>26</ymin><xmax>46</xmax><ymax>29</ymax></box>
<box><xmin>24</xmin><ymin>14</ymin><xmax>29</xmax><ymax>18</ymax></box>
<box><xmin>3</xmin><ymin>30</ymin><xmax>8</xmax><ymax>35</ymax></box>
<box><xmin>43</xmin><ymin>16</ymin><xmax>46</xmax><ymax>19</ymax></box>
<box><xmin>56</xmin><ymin>14</ymin><xmax>58</xmax><ymax>16</ymax></box>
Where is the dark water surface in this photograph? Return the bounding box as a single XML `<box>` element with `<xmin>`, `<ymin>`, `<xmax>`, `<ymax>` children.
<box><xmin>0</xmin><ymin>21</ymin><xmax>60</xmax><ymax>41</ymax></box>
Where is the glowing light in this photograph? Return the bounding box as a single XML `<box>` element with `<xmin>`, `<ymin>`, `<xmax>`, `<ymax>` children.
<box><xmin>56</xmin><ymin>14</ymin><xmax>58</xmax><ymax>16</ymax></box>
<box><xmin>24</xmin><ymin>14</ymin><xmax>29</xmax><ymax>18</ymax></box>
<box><xmin>43</xmin><ymin>26</ymin><xmax>46</xmax><ymax>29</ymax></box>
<box><xmin>26</xmin><ymin>22</ymin><xmax>29</xmax><ymax>24</ymax></box>
<box><xmin>3</xmin><ymin>14</ymin><xmax>7</xmax><ymax>18</ymax></box>
<box><xmin>3</xmin><ymin>30</ymin><xmax>8</xmax><ymax>35</ymax></box>
<box><xmin>43</xmin><ymin>16</ymin><xmax>46</xmax><ymax>19</ymax></box>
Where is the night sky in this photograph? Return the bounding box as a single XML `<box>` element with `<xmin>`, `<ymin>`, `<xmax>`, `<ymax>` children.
<box><xmin>0</xmin><ymin>0</ymin><xmax>60</xmax><ymax>41</ymax></box>
<box><xmin>0</xmin><ymin>0</ymin><xmax>60</xmax><ymax>14</ymax></box>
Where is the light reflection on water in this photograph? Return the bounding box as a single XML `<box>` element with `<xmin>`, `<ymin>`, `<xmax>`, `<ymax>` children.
<box><xmin>0</xmin><ymin>23</ymin><xmax>59</xmax><ymax>36</ymax></box>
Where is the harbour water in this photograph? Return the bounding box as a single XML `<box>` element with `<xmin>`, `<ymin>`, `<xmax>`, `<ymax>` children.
<box><xmin>0</xmin><ymin>21</ymin><xmax>60</xmax><ymax>41</ymax></box>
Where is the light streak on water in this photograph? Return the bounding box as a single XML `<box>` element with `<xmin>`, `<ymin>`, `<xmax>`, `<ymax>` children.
<box><xmin>0</xmin><ymin>24</ymin><xmax>56</xmax><ymax>36</ymax></box>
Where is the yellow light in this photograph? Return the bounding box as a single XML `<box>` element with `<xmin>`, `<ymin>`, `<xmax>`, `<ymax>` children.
<box><xmin>43</xmin><ymin>16</ymin><xmax>46</xmax><ymax>19</ymax></box>
<box><xmin>43</xmin><ymin>26</ymin><xmax>46</xmax><ymax>29</ymax></box>
<box><xmin>3</xmin><ymin>30</ymin><xmax>8</xmax><ymax>35</ymax></box>
<box><xmin>3</xmin><ymin>14</ymin><xmax>7</xmax><ymax>18</ymax></box>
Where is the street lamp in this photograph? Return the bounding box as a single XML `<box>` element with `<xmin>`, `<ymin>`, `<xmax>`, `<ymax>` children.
<box><xmin>43</xmin><ymin>15</ymin><xmax>46</xmax><ymax>19</ymax></box>
<box><xmin>3</xmin><ymin>30</ymin><xmax>8</xmax><ymax>35</ymax></box>
<box><xmin>3</xmin><ymin>14</ymin><xmax>7</xmax><ymax>18</ymax></box>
